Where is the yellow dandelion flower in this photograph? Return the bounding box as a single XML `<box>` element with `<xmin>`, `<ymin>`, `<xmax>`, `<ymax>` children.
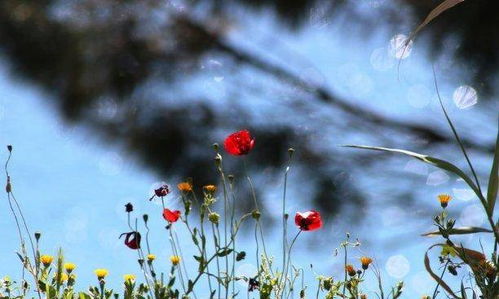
<box><xmin>40</xmin><ymin>255</ymin><xmax>54</xmax><ymax>267</ymax></box>
<box><xmin>170</xmin><ymin>255</ymin><xmax>181</xmax><ymax>265</ymax></box>
<box><xmin>438</xmin><ymin>194</ymin><xmax>452</xmax><ymax>208</ymax></box>
<box><xmin>147</xmin><ymin>254</ymin><xmax>156</xmax><ymax>262</ymax></box>
<box><xmin>360</xmin><ymin>256</ymin><xmax>373</xmax><ymax>270</ymax></box>
<box><xmin>64</xmin><ymin>263</ymin><xmax>76</xmax><ymax>273</ymax></box>
<box><xmin>123</xmin><ymin>274</ymin><xmax>136</xmax><ymax>282</ymax></box>
<box><xmin>55</xmin><ymin>273</ymin><xmax>69</xmax><ymax>283</ymax></box>
<box><xmin>177</xmin><ymin>182</ymin><xmax>192</xmax><ymax>192</ymax></box>
<box><xmin>203</xmin><ymin>185</ymin><xmax>217</xmax><ymax>193</ymax></box>
<box><xmin>94</xmin><ymin>269</ymin><xmax>109</xmax><ymax>280</ymax></box>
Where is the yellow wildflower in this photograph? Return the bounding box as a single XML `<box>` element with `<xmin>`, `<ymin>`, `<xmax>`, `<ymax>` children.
<box><xmin>123</xmin><ymin>274</ymin><xmax>136</xmax><ymax>282</ymax></box>
<box><xmin>40</xmin><ymin>255</ymin><xmax>54</xmax><ymax>267</ymax></box>
<box><xmin>147</xmin><ymin>254</ymin><xmax>156</xmax><ymax>262</ymax></box>
<box><xmin>360</xmin><ymin>256</ymin><xmax>373</xmax><ymax>270</ymax></box>
<box><xmin>438</xmin><ymin>194</ymin><xmax>452</xmax><ymax>208</ymax></box>
<box><xmin>94</xmin><ymin>269</ymin><xmax>109</xmax><ymax>280</ymax></box>
<box><xmin>203</xmin><ymin>185</ymin><xmax>217</xmax><ymax>193</ymax></box>
<box><xmin>177</xmin><ymin>182</ymin><xmax>192</xmax><ymax>192</ymax></box>
<box><xmin>345</xmin><ymin>264</ymin><xmax>356</xmax><ymax>276</ymax></box>
<box><xmin>55</xmin><ymin>273</ymin><xmax>68</xmax><ymax>283</ymax></box>
<box><xmin>170</xmin><ymin>255</ymin><xmax>181</xmax><ymax>265</ymax></box>
<box><xmin>208</xmin><ymin>212</ymin><xmax>220</xmax><ymax>225</ymax></box>
<box><xmin>64</xmin><ymin>263</ymin><xmax>76</xmax><ymax>273</ymax></box>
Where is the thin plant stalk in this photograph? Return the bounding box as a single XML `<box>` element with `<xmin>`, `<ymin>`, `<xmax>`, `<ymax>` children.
<box><xmin>432</xmin><ymin>66</ymin><xmax>499</xmax><ymax>247</ymax></box>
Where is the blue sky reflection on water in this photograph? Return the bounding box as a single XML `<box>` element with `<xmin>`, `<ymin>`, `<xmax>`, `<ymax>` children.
<box><xmin>0</xmin><ymin>3</ymin><xmax>497</xmax><ymax>298</ymax></box>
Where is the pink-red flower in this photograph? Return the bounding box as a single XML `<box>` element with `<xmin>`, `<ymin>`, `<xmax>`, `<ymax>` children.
<box><xmin>155</xmin><ymin>184</ymin><xmax>170</xmax><ymax>197</ymax></box>
<box><xmin>224</xmin><ymin>130</ymin><xmax>255</xmax><ymax>156</ymax></box>
<box><xmin>295</xmin><ymin>210</ymin><xmax>322</xmax><ymax>231</ymax></box>
<box><xmin>163</xmin><ymin>209</ymin><xmax>181</xmax><ymax>223</ymax></box>
<box><xmin>119</xmin><ymin>231</ymin><xmax>141</xmax><ymax>249</ymax></box>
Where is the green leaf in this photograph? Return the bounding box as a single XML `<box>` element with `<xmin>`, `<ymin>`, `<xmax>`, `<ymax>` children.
<box><xmin>424</xmin><ymin>245</ymin><xmax>461</xmax><ymax>299</ymax></box>
<box><xmin>191</xmin><ymin>234</ymin><xmax>199</xmax><ymax>246</ymax></box>
<box><xmin>487</xmin><ymin>127</ymin><xmax>498</xmax><ymax>215</ymax></box>
<box><xmin>344</xmin><ymin>145</ymin><xmax>481</xmax><ymax>197</ymax></box>
<box><xmin>78</xmin><ymin>292</ymin><xmax>91</xmax><ymax>299</ymax></box>
<box><xmin>422</xmin><ymin>226</ymin><xmax>493</xmax><ymax>237</ymax></box>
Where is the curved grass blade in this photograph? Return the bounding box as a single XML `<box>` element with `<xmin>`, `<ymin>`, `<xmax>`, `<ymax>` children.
<box><xmin>425</xmin><ymin>244</ymin><xmax>461</xmax><ymax>299</ymax></box>
<box><xmin>411</xmin><ymin>0</ymin><xmax>465</xmax><ymax>41</ymax></box>
<box><xmin>422</xmin><ymin>227</ymin><xmax>493</xmax><ymax>237</ymax></box>
<box><xmin>487</xmin><ymin>125</ymin><xmax>498</xmax><ymax>215</ymax></box>
<box><xmin>343</xmin><ymin>145</ymin><xmax>481</xmax><ymax>197</ymax></box>
<box><xmin>398</xmin><ymin>0</ymin><xmax>466</xmax><ymax>76</ymax></box>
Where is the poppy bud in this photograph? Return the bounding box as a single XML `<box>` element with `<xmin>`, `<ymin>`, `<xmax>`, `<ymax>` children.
<box><xmin>227</xmin><ymin>174</ymin><xmax>234</xmax><ymax>184</ymax></box>
<box><xmin>7</xmin><ymin>145</ymin><xmax>12</xmax><ymax>152</ymax></box>
<box><xmin>214</xmin><ymin>154</ymin><xmax>222</xmax><ymax>167</ymax></box>
<box><xmin>236</xmin><ymin>251</ymin><xmax>246</xmax><ymax>261</ymax></box>
<box><xmin>252</xmin><ymin>210</ymin><xmax>261</xmax><ymax>220</ymax></box>
<box><xmin>6</xmin><ymin>176</ymin><xmax>11</xmax><ymax>193</ymax></box>
<box><xmin>448</xmin><ymin>265</ymin><xmax>457</xmax><ymax>276</ymax></box>
<box><xmin>288</xmin><ymin>148</ymin><xmax>294</xmax><ymax>158</ymax></box>
<box><xmin>34</xmin><ymin>232</ymin><xmax>41</xmax><ymax>242</ymax></box>
<box><xmin>125</xmin><ymin>203</ymin><xmax>133</xmax><ymax>213</ymax></box>
<box><xmin>138</xmin><ymin>259</ymin><xmax>144</xmax><ymax>267</ymax></box>
<box><xmin>143</xmin><ymin>214</ymin><xmax>148</xmax><ymax>223</ymax></box>
<box><xmin>212</xmin><ymin>143</ymin><xmax>219</xmax><ymax>151</ymax></box>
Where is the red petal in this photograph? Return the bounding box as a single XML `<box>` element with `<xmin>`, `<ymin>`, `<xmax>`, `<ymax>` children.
<box><xmin>295</xmin><ymin>210</ymin><xmax>322</xmax><ymax>231</ymax></box>
<box><xmin>120</xmin><ymin>232</ymin><xmax>141</xmax><ymax>249</ymax></box>
<box><xmin>224</xmin><ymin>130</ymin><xmax>255</xmax><ymax>156</ymax></box>
<box><xmin>163</xmin><ymin>209</ymin><xmax>181</xmax><ymax>223</ymax></box>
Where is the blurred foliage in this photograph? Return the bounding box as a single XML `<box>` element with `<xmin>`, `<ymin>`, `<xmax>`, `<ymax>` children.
<box><xmin>0</xmin><ymin>0</ymin><xmax>496</xmax><ymax>220</ymax></box>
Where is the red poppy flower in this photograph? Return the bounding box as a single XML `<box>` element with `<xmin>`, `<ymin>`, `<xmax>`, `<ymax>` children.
<box><xmin>163</xmin><ymin>209</ymin><xmax>181</xmax><ymax>223</ymax></box>
<box><xmin>295</xmin><ymin>210</ymin><xmax>322</xmax><ymax>231</ymax></box>
<box><xmin>224</xmin><ymin>130</ymin><xmax>255</xmax><ymax>156</ymax></box>
<box><xmin>119</xmin><ymin>231</ymin><xmax>141</xmax><ymax>249</ymax></box>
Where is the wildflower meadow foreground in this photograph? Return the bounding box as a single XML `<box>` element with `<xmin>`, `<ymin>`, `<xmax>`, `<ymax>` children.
<box><xmin>2</xmin><ymin>101</ymin><xmax>498</xmax><ymax>299</ymax></box>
